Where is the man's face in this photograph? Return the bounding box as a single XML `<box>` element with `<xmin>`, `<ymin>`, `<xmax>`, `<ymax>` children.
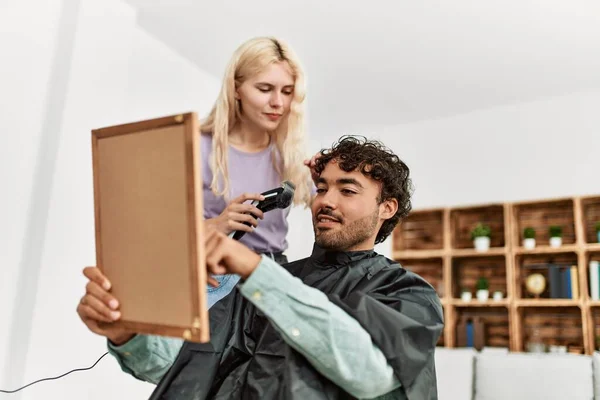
<box><xmin>311</xmin><ymin>160</ymin><xmax>383</xmax><ymax>252</ymax></box>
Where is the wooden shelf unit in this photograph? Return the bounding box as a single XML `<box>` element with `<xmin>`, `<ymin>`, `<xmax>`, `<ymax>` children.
<box><xmin>392</xmin><ymin>195</ymin><xmax>600</xmax><ymax>355</ymax></box>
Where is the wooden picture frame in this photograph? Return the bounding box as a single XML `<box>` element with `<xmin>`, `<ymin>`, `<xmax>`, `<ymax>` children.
<box><xmin>91</xmin><ymin>112</ymin><xmax>209</xmax><ymax>343</ymax></box>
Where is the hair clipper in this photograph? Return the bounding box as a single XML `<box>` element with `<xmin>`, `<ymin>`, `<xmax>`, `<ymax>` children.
<box><xmin>231</xmin><ymin>181</ymin><xmax>296</xmax><ymax>241</ymax></box>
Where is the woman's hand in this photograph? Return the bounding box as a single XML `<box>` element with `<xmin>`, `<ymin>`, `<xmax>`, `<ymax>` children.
<box><xmin>303</xmin><ymin>151</ymin><xmax>322</xmax><ymax>184</ymax></box>
<box><xmin>206</xmin><ymin>193</ymin><xmax>266</xmax><ymax>235</ymax></box>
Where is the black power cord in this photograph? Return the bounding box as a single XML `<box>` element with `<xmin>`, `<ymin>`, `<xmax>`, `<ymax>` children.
<box><xmin>0</xmin><ymin>352</ymin><xmax>109</xmax><ymax>394</ymax></box>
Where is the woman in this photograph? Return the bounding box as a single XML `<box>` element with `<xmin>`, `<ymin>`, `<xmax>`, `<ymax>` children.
<box><xmin>199</xmin><ymin>36</ymin><xmax>313</xmax><ymax>305</ymax></box>
<box><xmin>76</xmin><ymin>37</ymin><xmax>316</xmax><ymax>386</ymax></box>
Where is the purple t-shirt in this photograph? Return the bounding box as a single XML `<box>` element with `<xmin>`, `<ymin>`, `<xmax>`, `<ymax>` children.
<box><xmin>200</xmin><ymin>134</ymin><xmax>289</xmax><ymax>253</ymax></box>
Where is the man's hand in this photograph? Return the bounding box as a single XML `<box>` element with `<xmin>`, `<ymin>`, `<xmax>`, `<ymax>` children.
<box><xmin>204</xmin><ymin>226</ymin><xmax>262</xmax><ymax>285</ymax></box>
<box><xmin>76</xmin><ymin>267</ymin><xmax>135</xmax><ymax>346</ymax></box>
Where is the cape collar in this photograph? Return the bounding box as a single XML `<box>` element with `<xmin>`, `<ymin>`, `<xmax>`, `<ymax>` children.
<box><xmin>309</xmin><ymin>243</ymin><xmax>377</xmax><ymax>268</ymax></box>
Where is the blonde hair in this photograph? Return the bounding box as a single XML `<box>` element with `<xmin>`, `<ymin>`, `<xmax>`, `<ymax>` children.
<box><xmin>200</xmin><ymin>36</ymin><xmax>312</xmax><ymax>207</ymax></box>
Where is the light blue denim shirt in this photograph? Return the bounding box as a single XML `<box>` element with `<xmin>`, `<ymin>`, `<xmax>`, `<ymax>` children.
<box><xmin>206</xmin><ymin>274</ymin><xmax>240</xmax><ymax>307</ymax></box>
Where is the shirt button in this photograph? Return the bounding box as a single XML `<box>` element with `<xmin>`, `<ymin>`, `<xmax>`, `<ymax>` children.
<box><xmin>252</xmin><ymin>290</ymin><xmax>262</xmax><ymax>301</ymax></box>
<box><xmin>291</xmin><ymin>328</ymin><xmax>300</xmax><ymax>337</ymax></box>
<box><xmin>124</xmin><ymin>352</ymin><xmax>131</xmax><ymax>357</ymax></box>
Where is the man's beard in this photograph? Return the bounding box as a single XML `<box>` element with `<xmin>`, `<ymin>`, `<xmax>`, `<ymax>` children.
<box><xmin>313</xmin><ymin>208</ymin><xmax>379</xmax><ymax>251</ymax></box>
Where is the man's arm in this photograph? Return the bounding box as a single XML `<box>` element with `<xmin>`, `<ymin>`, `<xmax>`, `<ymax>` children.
<box><xmin>107</xmin><ymin>335</ymin><xmax>183</xmax><ymax>384</ymax></box>
<box><xmin>105</xmin><ymin>275</ymin><xmax>240</xmax><ymax>385</ymax></box>
<box><xmin>238</xmin><ymin>255</ymin><xmax>401</xmax><ymax>399</ymax></box>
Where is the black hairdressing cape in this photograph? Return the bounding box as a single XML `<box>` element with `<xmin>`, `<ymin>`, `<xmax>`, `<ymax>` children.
<box><xmin>148</xmin><ymin>244</ymin><xmax>444</xmax><ymax>400</ymax></box>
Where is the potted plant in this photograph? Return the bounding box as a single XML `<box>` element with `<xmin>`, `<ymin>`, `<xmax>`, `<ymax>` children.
<box><xmin>549</xmin><ymin>225</ymin><xmax>562</xmax><ymax>248</ymax></box>
<box><xmin>523</xmin><ymin>227</ymin><xmax>536</xmax><ymax>249</ymax></box>
<box><xmin>493</xmin><ymin>290</ymin><xmax>504</xmax><ymax>301</ymax></box>
<box><xmin>460</xmin><ymin>288</ymin><xmax>472</xmax><ymax>302</ymax></box>
<box><xmin>471</xmin><ymin>223</ymin><xmax>491</xmax><ymax>252</ymax></box>
<box><xmin>596</xmin><ymin>222</ymin><xmax>600</xmax><ymax>243</ymax></box>
<box><xmin>475</xmin><ymin>277</ymin><xmax>489</xmax><ymax>301</ymax></box>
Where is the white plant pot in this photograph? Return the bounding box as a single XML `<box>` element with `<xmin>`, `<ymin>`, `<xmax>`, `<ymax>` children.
<box><xmin>549</xmin><ymin>237</ymin><xmax>562</xmax><ymax>248</ymax></box>
<box><xmin>476</xmin><ymin>289</ymin><xmax>489</xmax><ymax>301</ymax></box>
<box><xmin>523</xmin><ymin>238</ymin><xmax>536</xmax><ymax>249</ymax></box>
<box><xmin>461</xmin><ymin>292</ymin><xmax>472</xmax><ymax>302</ymax></box>
<box><xmin>474</xmin><ymin>237</ymin><xmax>490</xmax><ymax>252</ymax></box>
<box><xmin>493</xmin><ymin>291</ymin><xmax>504</xmax><ymax>301</ymax></box>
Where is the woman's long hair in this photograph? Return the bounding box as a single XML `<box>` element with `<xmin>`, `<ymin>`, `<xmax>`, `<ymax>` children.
<box><xmin>200</xmin><ymin>36</ymin><xmax>311</xmax><ymax>207</ymax></box>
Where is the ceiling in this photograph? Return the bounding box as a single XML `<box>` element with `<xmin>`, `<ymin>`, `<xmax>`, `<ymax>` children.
<box><xmin>123</xmin><ymin>0</ymin><xmax>600</xmax><ymax>135</ymax></box>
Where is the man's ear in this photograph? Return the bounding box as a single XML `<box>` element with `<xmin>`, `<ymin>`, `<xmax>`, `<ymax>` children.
<box><xmin>379</xmin><ymin>198</ymin><xmax>398</xmax><ymax>221</ymax></box>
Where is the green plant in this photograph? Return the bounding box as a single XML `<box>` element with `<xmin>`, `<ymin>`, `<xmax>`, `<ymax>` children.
<box><xmin>523</xmin><ymin>227</ymin><xmax>536</xmax><ymax>239</ymax></box>
<box><xmin>549</xmin><ymin>225</ymin><xmax>562</xmax><ymax>238</ymax></box>
<box><xmin>595</xmin><ymin>222</ymin><xmax>600</xmax><ymax>233</ymax></box>
<box><xmin>471</xmin><ymin>223</ymin><xmax>491</xmax><ymax>240</ymax></box>
<box><xmin>475</xmin><ymin>277</ymin><xmax>489</xmax><ymax>291</ymax></box>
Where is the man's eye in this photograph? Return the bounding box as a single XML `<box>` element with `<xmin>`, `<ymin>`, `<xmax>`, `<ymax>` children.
<box><xmin>316</xmin><ymin>188</ymin><xmax>326</xmax><ymax>194</ymax></box>
<box><xmin>342</xmin><ymin>189</ymin><xmax>356</xmax><ymax>195</ymax></box>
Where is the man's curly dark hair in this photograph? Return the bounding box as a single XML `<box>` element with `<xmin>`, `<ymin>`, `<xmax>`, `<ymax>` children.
<box><xmin>313</xmin><ymin>135</ymin><xmax>413</xmax><ymax>244</ymax></box>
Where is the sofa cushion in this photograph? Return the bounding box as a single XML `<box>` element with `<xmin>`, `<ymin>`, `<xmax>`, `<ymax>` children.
<box><xmin>474</xmin><ymin>352</ymin><xmax>593</xmax><ymax>400</ymax></box>
<box><xmin>592</xmin><ymin>352</ymin><xmax>600</xmax><ymax>399</ymax></box>
<box><xmin>435</xmin><ymin>347</ymin><xmax>476</xmax><ymax>400</ymax></box>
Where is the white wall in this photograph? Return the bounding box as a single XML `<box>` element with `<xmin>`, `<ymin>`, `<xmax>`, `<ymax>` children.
<box><xmin>380</xmin><ymin>89</ymin><xmax>600</xmax><ymax>210</ymax></box>
<box><xmin>0</xmin><ymin>0</ymin><xmax>68</xmax><ymax>390</ymax></box>
<box><xmin>0</xmin><ymin>0</ymin><xmax>220</xmax><ymax>398</ymax></box>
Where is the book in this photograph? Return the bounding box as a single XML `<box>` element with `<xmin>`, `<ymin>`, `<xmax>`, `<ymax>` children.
<box><xmin>590</xmin><ymin>260</ymin><xmax>599</xmax><ymax>300</ymax></box>
<box><xmin>570</xmin><ymin>266</ymin><xmax>579</xmax><ymax>299</ymax></box>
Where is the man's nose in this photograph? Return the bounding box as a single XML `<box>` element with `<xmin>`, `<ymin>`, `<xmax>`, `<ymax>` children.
<box><xmin>319</xmin><ymin>191</ymin><xmax>338</xmax><ymax>210</ymax></box>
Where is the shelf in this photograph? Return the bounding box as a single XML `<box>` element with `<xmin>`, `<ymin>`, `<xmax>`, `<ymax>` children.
<box><xmin>397</xmin><ymin>258</ymin><xmax>445</xmax><ymax>298</ymax></box>
<box><xmin>512</xmin><ymin>198</ymin><xmax>576</xmax><ymax>247</ymax></box>
<box><xmin>452</xmin><ymin>299</ymin><xmax>509</xmax><ymax>307</ymax></box>
<box><xmin>450</xmin><ymin>204</ymin><xmax>506</xmax><ymax>249</ymax></box>
<box><xmin>516</xmin><ymin>299</ymin><xmax>581</xmax><ymax>307</ymax></box>
<box><xmin>393</xmin><ymin>249</ymin><xmax>445</xmax><ymax>260</ymax></box>
<box><xmin>587</xmin><ymin>243</ymin><xmax>600</xmax><ymax>252</ymax></box>
<box><xmin>452</xmin><ymin>255</ymin><xmax>506</xmax><ymax>299</ymax></box>
<box><xmin>590</xmin><ymin>307</ymin><xmax>600</xmax><ymax>352</ymax></box>
<box><xmin>581</xmin><ymin>196</ymin><xmax>600</xmax><ymax>244</ymax></box>
<box><xmin>511</xmin><ymin>196</ymin><xmax>574</xmax><ymax>206</ymax></box>
<box><xmin>514</xmin><ymin>245</ymin><xmax>579</xmax><ymax>255</ymax></box>
<box><xmin>392</xmin><ymin>209</ymin><xmax>444</xmax><ymax>252</ymax></box>
<box><xmin>454</xmin><ymin>307</ymin><xmax>510</xmax><ymax>349</ymax></box>
<box><xmin>517</xmin><ymin>306</ymin><xmax>584</xmax><ymax>353</ymax></box>
<box><xmin>515</xmin><ymin>252</ymin><xmax>579</xmax><ymax>300</ymax></box>
<box><xmin>452</xmin><ymin>247</ymin><xmax>507</xmax><ymax>257</ymax></box>
<box><xmin>391</xmin><ymin>193</ymin><xmax>600</xmax><ymax>354</ymax></box>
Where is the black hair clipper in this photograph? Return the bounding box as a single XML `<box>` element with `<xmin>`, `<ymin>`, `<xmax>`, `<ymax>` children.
<box><xmin>231</xmin><ymin>181</ymin><xmax>295</xmax><ymax>240</ymax></box>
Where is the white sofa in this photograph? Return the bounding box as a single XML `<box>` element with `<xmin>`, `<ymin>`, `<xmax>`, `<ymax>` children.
<box><xmin>435</xmin><ymin>347</ymin><xmax>597</xmax><ymax>400</ymax></box>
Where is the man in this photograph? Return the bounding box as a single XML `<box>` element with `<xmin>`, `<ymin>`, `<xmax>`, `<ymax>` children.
<box><xmin>77</xmin><ymin>136</ymin><xmax>444</xmax><ymax>399</ymax></box>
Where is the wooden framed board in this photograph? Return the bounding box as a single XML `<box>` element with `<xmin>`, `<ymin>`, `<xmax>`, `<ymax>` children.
<box><xmin>91</xmin><ymin>112</ymin><xmax>209</xmax><ymax>343</ymax></box>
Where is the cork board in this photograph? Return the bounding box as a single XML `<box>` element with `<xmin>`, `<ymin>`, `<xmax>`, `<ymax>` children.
<box><xmin>91</xmin><ymin>112</ymin><xmax>209</xmax><ymax>342</ymax></box>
